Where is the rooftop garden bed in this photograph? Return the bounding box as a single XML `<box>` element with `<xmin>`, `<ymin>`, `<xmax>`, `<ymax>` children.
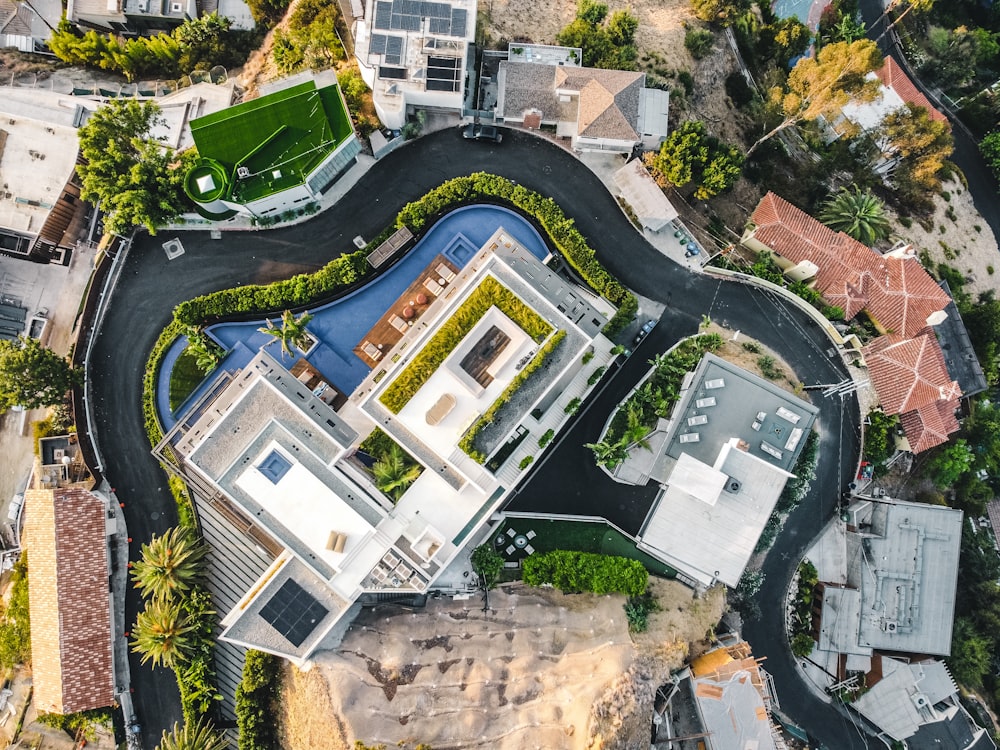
<box><xmin>459</xmin><ymin>329</ymin><xmax>567</xmax><ymax>463</ymax></box>
<box><xmin>380</xmin><ymin>276</ymin><xmax>553</xmax><ymax>414</ymax></box>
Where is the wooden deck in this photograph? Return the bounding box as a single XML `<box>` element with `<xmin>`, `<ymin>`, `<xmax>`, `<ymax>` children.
<box><xmin>353</xmin><ymin>254</ymin><xmax>460</xmax><ymax>366</ymax></box>
<box><xmin>289</xmin><ymin>358</ymin><xmax>348</xmax><ymax>411</ymax></box>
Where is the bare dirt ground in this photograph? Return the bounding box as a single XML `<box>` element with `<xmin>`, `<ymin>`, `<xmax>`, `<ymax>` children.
<box><xmin>276</xmin><ymin>581</ymin><xmax>724</xmax><ymax>749</ymax></box>
<box><xmin>704</xmin><ymin>321</ymin><xmax>810</xmax><ymax>398</ymax></box>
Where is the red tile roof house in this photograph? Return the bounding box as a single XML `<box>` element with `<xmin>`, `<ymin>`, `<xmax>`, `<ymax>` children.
<box><xmin>23</xmin><ymin>488</ymin><xmax>115</xmax><ymax>715</ymax></box>
<box><xmin>824</xmin><ymin>59</ymin><xmax>950</xmax><ymax>176</ymax></box>
<box><xmin>742</xmin><ymin>192</ymin><xmax>960</xmax><ymax>452</ymax></box>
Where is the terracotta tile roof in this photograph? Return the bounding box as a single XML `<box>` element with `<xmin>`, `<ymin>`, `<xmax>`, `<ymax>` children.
<box><xmin>876</xmin><ymin>58</ymin><xmax>948</xmax><ymax>125</ymax></box>
<box><xmin>748</xmin><ymin>192</ymin><xmax>950</xmax><ymax>337</ymax></box>
<box><xmin>23</xmin><ymin>488</ymin><xmax>115</xmax><ymax>714</ymax></box>
<box><xmin>863</xmin><ymin>327</ymin><xmax>961</xmax><ymax>414</ymax></box>
<box><xmin>899</xmin><ymin>398</ymin><xmax>960</xmax><ymax>453</ymax></box>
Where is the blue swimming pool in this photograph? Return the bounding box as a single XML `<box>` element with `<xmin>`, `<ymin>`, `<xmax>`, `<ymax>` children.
<box><xmin>159</xmin><ymin>205</ymin><xmax>549</xmax><ymax>429</ymax></box>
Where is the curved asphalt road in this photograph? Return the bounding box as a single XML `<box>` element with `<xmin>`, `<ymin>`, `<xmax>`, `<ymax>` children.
<box><xmin>91</xmin><ymin>128</ymin><xmax>860</xmax><ymax>746</ymax></box>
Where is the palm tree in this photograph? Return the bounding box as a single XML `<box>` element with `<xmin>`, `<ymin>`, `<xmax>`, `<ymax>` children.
<box><xmin>131</xmin><ymin>599</ymin><xmax>196</xmax><ymax>669</ymax></box>
<box><xmin>819</xmin><ymin>185</ymin><xmax>892</xmax><ymax>245</ymax></box>
<box><xmin>131</xmin><ymin>526</ymin><xmax>208</xmax><ymax>602</ymax></box>
<box><xmin>372</xmin><ymin>444</ymin><xmax>422</xmax><ymax>501</ymax></box>
<box><xmin>258</xmin><ymin>310</ymin><xmax>314</xmax><ymax>357</ymax></box>
<box><xmin>155</xmin><ymin>717</ymin><xmax>228</xmax><ymax>750</ymax></box>
<box><xmin>585</xmin><ymin>438</ymin><xmax>631</xmax><ymax>469</ymax></box>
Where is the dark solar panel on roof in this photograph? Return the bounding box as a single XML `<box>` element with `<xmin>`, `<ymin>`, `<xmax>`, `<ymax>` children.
<box><xmin>259</xmin><ymin>579</ymin><xmax>329</xmax><ymax>647</ymax></box>
<box><xmin>370</xmin><ymin>33</ymin><xmax>387</xmax><ymax>54</ymax></box>
<box><xmin>385</xmin><ymin>35</ymin><xmax>403</xmax><ymax>64</ymax></box>
<box><xmin>450</xmin><ymin>7</ymin><xmax>466</xmax><ymax>36</ymax></box>
<box><xmin>373</xmin><ymin>0</ymin><xmax>392</xmax><ymax>28</ymax></box>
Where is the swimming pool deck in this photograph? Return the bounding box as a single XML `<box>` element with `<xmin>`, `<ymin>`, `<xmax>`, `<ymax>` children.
<box><xmin>159</xmin><ymin>206</ymin><xmax>549</xmax><ymax>431</ymax></box>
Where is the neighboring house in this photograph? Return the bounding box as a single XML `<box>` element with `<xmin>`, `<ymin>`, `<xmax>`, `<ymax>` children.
<box><xmin>495</xmin><ymin>59</ymin><xmax>669</xmax><ymax>152</ymax></box>
<box><xmin>156</xmin><ymin>226</ymin><xmax>617</xmax><ymax>664</ymax></box>
<box><xmin>851</xmin><ymin>656</ymin><xmax>995</xmax><ymax>749</ymax></box>
<box><xmin>23</xmin><ymin>488</ymin><xmax>116</xmax><ymax>715</ymax></box>
<box><xmin>0</xmin><ymin>0</ymin><xmax>60</xmax><ymax>51</ymax></box>
<box><xmin>184</xmin><ymin>71</ymin><xmax>362</xmax><ymax>220</ymax></box>
<box><xmin>743</xmin><ymin>192</ymin><xmax>964</xmax><ymax>452</ymax></box>
<box><xmin>826</xmin><ymin>59</ymin><xmax>949</xmax><ymax>175</ymax></box>
<box><xmin>862</xmin><ymin>330</ymin><xmax>962</xmax><ymax>454</ymax></box>
<box><xmin>635</xmin><ymin>353</ymin><xmax>819</xmax><ymax>588</ymax></box>
<box><xmin>660</xmin><ymin>633</ymin><xmax>788</xmax><ymax>750</ymax></box>
<box><xmin>817</xmin><ymin>498</ymin><xmax>961</xmax><ymax>662</ymax></box>
<box><xmin>353</xmin><ymin>0</ymin><xmax>475</xmax><ymax>129</ymax></box>
<box><xmin>67</xmin><ymin>0</ymin><xmax>196</xmax><ymax>33</ymax></box>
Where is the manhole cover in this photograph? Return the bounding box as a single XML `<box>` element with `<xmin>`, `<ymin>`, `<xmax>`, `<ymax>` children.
<box><xmin>162</xmin><ymin>238</ymin><xmax>185</xmax><ymax>260</ymax></box>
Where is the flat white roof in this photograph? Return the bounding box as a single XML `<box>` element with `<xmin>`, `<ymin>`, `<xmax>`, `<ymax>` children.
<box><xmin>640</xmin><ymin>440</ymin><xmax>790</xmax><ymax>587</ymax></box>
<box><xmin>235</xmin><ymin>443</ymin><xmax>375</xmax><ymax>577</ymax></box>
<box><xmin>614</xmin><ymin>158</ymin><xmax>677</xmax><ymax>231</ymax></box>
<box><xmin>667</xmin><ymin>452</ymin><xmax>727</xmax><ymax>506</ymax></box>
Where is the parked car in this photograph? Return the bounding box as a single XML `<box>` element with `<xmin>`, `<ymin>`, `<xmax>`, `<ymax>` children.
<box><xmin>7</xmin><ymin>493</ymin><xmax>23</xmax><ymax>523</ymax></box>
<box><xmin>633</xmin><ymin>319</ymin><xmax>656</xmax><ymax>345</ymax></box>
<box><xmin>461</xmin><ymin>123</ymin><xmax>503</xmax><ymax>143</ymax></box>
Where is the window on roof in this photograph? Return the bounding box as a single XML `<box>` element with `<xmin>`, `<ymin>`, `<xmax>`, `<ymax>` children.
<box><xmin>257</xmin><ymin>450</ymin><xmax>293</xmax><ymax>484</ymax></box>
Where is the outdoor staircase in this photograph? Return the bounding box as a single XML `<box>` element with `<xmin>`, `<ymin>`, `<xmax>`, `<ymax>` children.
<box><xmin>494</xmin><ymin>343</ymin><xmax>618</xmax><ymax>487</ymax></box>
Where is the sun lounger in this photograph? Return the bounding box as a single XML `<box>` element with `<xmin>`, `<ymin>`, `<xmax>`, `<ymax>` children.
<box><xmin>435</xmin><ymin>263</ymin><xmax>456</xmax><ymax>282</ymax></box>
<box><xmin>362</xmin><ymin>340</ymin><xmax>382</xmax><ymax>361</ymax></box>
<box><xmin>390</xmin><ymin>314</ymin><xmax>409</xmax><ymax>333</ymax></box>
<box><xmin>424</xmin><ymin>277</ymin><xmax>443</xmax><ymax>296</ymax></box>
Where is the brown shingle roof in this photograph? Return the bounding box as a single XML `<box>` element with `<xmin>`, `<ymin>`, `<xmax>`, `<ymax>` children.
<box><xmin>876</xmin><ymin>58</ymin><xmax>948</xmax><ymax>126</ymax></box>
<box><xmin>24</xmin><ymin>488</ymin><xmax>114</xmax><ymax>714</ymax></box>
<box><xmin>748</xmin><ymin>192</ymin><xmax>950</xmax><ymax>337</ymax></box>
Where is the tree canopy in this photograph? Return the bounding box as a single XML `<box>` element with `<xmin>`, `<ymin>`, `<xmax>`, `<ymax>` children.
<box><xmin>76</xmin><ymin>99</ymin><xmax>193</xmax><ymax>236</ymax></box>
<box><xmin>0</xmin><ymin>337</ymin><xmax>78</xmax><ymax>411</ymax></box>
<box><xmin>980</xmin><ymin>130</ymin><xmax>1000</xmax><ymax>183</ymax></box>
<box><xmin>749</xmin><ymin>39</ymin><xmax>883</xmax><ymax>154</ymax></box>
<box><xmin>646</xmin><ymin>120</ymin><xmax>745</xmax><ymax>199</ymax></box>
<box><xmin>691</xmin><ymin>0</ymin><xmax>752</xmax><ymax>25</ymax></box>
<box><xmin>877</xmin><ymin>102</ymin><xmax>954</xmax><ymax>193</ymax></box>
<box><xmin>818</xmin><ymin>185</ymin><xmax>892</xmax><ymax>244</ymax></box>
<box><xmin>556</xmin><ymin>0</ymin><xmax>639</xmax><ymax>69</ymax></box>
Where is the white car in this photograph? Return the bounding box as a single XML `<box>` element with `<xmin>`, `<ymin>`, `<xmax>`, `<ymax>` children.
<box><xmin>7</xmin><ymin>493</ymin><xmax>23</xmax><ymax>523</ymax></box>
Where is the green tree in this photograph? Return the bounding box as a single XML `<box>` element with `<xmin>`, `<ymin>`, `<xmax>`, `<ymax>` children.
<box><xmin>649</xmin><ymin>120</ymin><xmax>745</xmax><ymax>199</ymax></box>
<box><xmin>77</xmin><ymin>99</ymin><xmax>192</xmax><ymax>235</ymax></box>
<box><xmin>132</xmin><ymin>599</ymin><xmax>197</xmax><ymax>669</ymax></box>
<box><xmin>691</xmin><ymin>0</ymin><xmax>751</xmax><ymax>25</ymax></box>
<box><xmin>522</xmin><ymin>550</ymin><xmax>648</xmax><ymax>596</ymax></box>
<box><xmin>155</xmin><ymin>717</ymin><xmax>229</xmax><ymax>750</ymax></box>
<box><xmin>585</xmin><ymin>437</ymin><xmax>631</xmax><ymax>468</ymax></box>
<box><xmin>748</xmin><ymin>39</ymin><xmax>883</xmax><ymax>155</ymax></box>
<box><xmin>948</xmin><ymin>617</ymin><xmax>991</xmax><ymax>689</ymax></box>
<box><xmin>556</xmin><ymin>0</ymin><xmax>637</xmax><ymax>69</ymax></box>
<box><xmin>258</xmin><ymin>310</ymin><xmax>314</xmax><ymax>357</ymax></box>
<box><xmin>0</xmin><ymin>337</ymin><xmax>78</xmax><ymax>411</ymax></box>
<box><xmin>371</xmin><ymin>444</ymin><xmax>422</xmax><ymax>501</ymax></box>
<box><xmin>0</xmin><ymin>554</ymin><xmax>30</xmax><ymax>669</ymax></box>
<box><xmin>925</xmin><ymin>438</ymin><xmax>974</xmax><ymax>488</ymax></box>
<box><xmin>819</xmin><ymin>185</ymin><xmax>892</xmax><ymax>244</ymax></box>
<box><xmin>131</xmin><ymin>526</ymin><xmax>208</xmax><ymax>602</ymax></box>
<box><xmin>471</xmin><ymin>543</ymin><xmax>504</xmax><ymax>590</ymax></box>
<box><xmin>979</xmin><ymin>130</ymin><xmax>1000</xmax><ymax>183</ymax></box>
<box><xmin>246</xmin><ymin>0</ymin><xmax>290</xmax><ymax>24</ymax></box>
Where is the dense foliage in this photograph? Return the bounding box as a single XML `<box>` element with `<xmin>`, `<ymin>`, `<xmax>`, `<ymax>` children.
<box><xmin>49</xmin><ymin>15</ymin><xmax>257</xmax><ymax>81</ymax></box>
<box><xmin>77</xmin><ymin>99</ymin><xmax>193</xmax><ymax>235</ymax></box>
<box><xmin>154</xmin><ymin>717</ymin><xmax>228</xmax><ymax>750</ymax></box>
<box><xmin>381</xmin><ymin>277</ymin><xmax>554</xmax><ymax>413</ymax></box>
<box><xmin>556</xmin><ymin>0</ymin><xmax>639</xmax><ymax>69</ymax></box>
<box><xmin>273</xmin><ymin>0</ymin><xmax>347</xmax><ymax>74</ymax></box>
<box><xmin>645</xmin><ymin>120</ymin><xmax>745</xmax><ymax>200</ymax></box>
<box><xmin>236</xmin><ymin>650</ymin><xmax>280</xmax><ymax>750</ymax></box>
<box><xmin>0</xmin><ymin>337</ymin><xmax>79</xmax><ymax>411</ymax></box>
<box><xmin>522</xmin><ymin>550</ymin><xmax>648</xmax><ymax>597</ymax></box>
<box><xmin>818</xmin><ymin>185</ymin><xmax>891</xmax><ymax>245</ymax></box>
<box><xmin>458</xmin><ymin>330</ymin><xmax>566</xmax><ymax>462</ymax></box>
<box><xmin>471</xmin><ymin>544</ymin><xmax>504</xmax><ymax>590</ymax></box>
<box><xmin>0</xmin><ymin>554</ymin><xmax>30</xmax><ymax>669</ymax></box>
<box><xmin>980</xmin><ymin>130</ymin><xmax>1000</xmax><ymax>183</ymax></box>
<box><xmin>789</xmin><ymin>561</ymin><xmax>818</xmax><ymax>657</ymax></box>
<box><xmin>624</xmin><ymin>590</ymin><xmax>659</xmax><ymax>633</ymax></box>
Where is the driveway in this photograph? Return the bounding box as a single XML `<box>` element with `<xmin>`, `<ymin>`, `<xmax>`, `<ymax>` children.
<box><xmin>89</xmin><ymin>127</ymin><xmax>860</xmax><ymax>746</ymax></box>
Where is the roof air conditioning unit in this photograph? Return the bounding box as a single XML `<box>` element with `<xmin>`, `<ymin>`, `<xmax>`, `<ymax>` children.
<box><xmin>236</xmin><ymin>166</ymin><xmax>250</xmax><ymax>178</ymax></box>
<box><xmin>884</xmin><ymin>620</ymin><xmax>898</xmax><ymax>633</ymax></box>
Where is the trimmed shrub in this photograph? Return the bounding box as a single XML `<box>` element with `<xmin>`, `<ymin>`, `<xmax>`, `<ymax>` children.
<box><xmin>538</xmin><ymin>429</ymin><xmax>555</xmax><ymax>448</ymax></box>
<box><xmin>236</xmin><ymin>650</ymin><xmax>280</xmax><ymax>750</ymax></box>
<box><xmin>522</xmin><ymin>550</ymin><xmax>648</xmax><ymax>597</ymax></box>
<box><xmin>381</xmin><ymin>277</ymin><xmax>553</xmax><ymax>414</ymax></box>
<box><xmin>518</xmin><ymin>455</ymin><xmax>535</xmax><ymax>470</ymax></box>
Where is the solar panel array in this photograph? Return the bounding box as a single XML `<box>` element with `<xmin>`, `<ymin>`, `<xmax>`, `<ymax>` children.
<box><xmin>426</xmin><ymin>55</ymin><xmax>460</xmax><ymax>91</ymax></box>
<box><xmin>369</xmin><ymin>33</ymin><xmax>404</xmax><ymax>64</ymax></box>
<box><xmin>259</xmin><ymin>578</ymin><xmax>329</xmax><ymax>647</ymax></box>
<box><xmin>372</xmin><ymin>0</ymin><xmax>467</xmax><ymax>37</ymax></box>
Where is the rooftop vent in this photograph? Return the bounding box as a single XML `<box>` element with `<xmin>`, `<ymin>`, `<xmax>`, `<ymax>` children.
<box><xmin>236</xmin><ymin>166</ymin><xmax>250</xmax><ymax>178</ymax></box>
<box><xmin>726</xmin><ymin>478</ymin><xmax>742</xmax><ymax>493</ymax></box>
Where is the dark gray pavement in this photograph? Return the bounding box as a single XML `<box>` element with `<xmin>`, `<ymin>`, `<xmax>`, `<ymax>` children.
<box><xmin>90</xmin><ymin>128</ymin><xmax>861</xmax><ymax>746</ymax></box>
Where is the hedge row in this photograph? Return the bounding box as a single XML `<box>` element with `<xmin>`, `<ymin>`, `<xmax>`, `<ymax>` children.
<box><xmin>522</xmin><ymin>549</ymin><xmax>648</xmax><ymax>597</ymax></box>
<box><xmin>235</xmin><ymin>650</ymin><xmax>280</xmax><ymax>750</ymax></box>
<box><xmin>174</xmin><ymin>251</ymin><xmax>371</xmax><ymax>326</ymax></box>
<box><xmin>380</xmin><ymin>276</ymin><xmax>553</xmax><ymax>413</ymax></box>
<box><xmin>394</xmin><ymin>172</ymin><xmax>637</xmax><ymax>336</ymax></box>
<box><xmin>458</xmin><ymin>329</ymin><xmax>567</xmax><ymax>462</ymax></box>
